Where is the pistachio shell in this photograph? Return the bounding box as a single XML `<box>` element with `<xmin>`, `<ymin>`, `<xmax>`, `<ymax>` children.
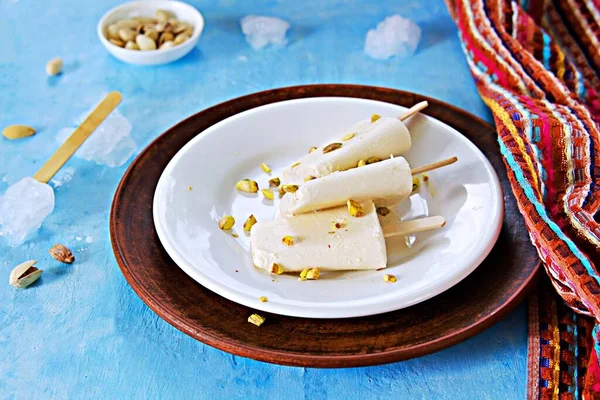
<box><xmin>159</xmin><ymin>31</ymin><xmax>174</xmax><ymax>45</ymax></box>
<box><xmin>136</xmin><ymin>34</ymin><xmax>157</xmax><ymax>50</ymax></box>
<box><xmin>9</xmin><ymin>260</ymin><xmax>43</xmax><ymax>289</ymax></box>
<box><xmin>125</xmin><ymin>41</ymin><xmax>139</xmax><ymax>50</ymax></box>
<box><xmin>107</xmin><ymin>24</ymin><xmax>120</xmax><ymax>40</ymax></box>
<box><xmin>144</xmin><ymin>28</ymin><xmax>159</xmax><ymax>41</ymax></box>
<box><xmin>156</xmin><ymin>9</ymin><xmax>171</xmax><ymax>23</ymax></box>
<box><xmin>109</xmin><ymin>38</ymin><xmax>125</xmax><ymax>47</ymax></box>
<box><xmin>118</xmin><ymin>27</ymin><xmax>136</xmax><ymax>42</ymax></box>
<box><xmin>173</xmin><ymin>22</ymin><xmax>191</xmax><ymax>34</ymax></box>
<box><xmin>3</xmin><ymin>124</ymin><xmax>36</xmax><ymax>140</ymax></box>
<box><xmin>159</xmin><ymin>41</ymin><xmax>175</xmax><ymax>50</ymax></box>
<box><xmin>132</xmin><ymin>17</ymin><xmax>157</xmax><ymax>24</ymax></box>
<box><xmin>173</xmin><ymin>33</ymin><xmax>189</xmax><ymax>45</ymax></box>
<box><xmin>116</xmin><ymin>19</ymin><xmax>138</xmax><ymax>29</ymax></box>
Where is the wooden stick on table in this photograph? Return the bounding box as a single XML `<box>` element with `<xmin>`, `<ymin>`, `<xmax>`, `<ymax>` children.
<box><xmin>33</xmin><ymin>91</ymin><xmax>123</xmax><ymax>183</ymax></box>
<box><xmin>398</xmin><ymin>101</ymin><xmax>428</xmax><ymax>121</ymax></box>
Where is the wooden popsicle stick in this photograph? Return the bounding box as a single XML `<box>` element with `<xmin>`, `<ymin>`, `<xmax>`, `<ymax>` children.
<box><xmin>33</xmin><ymin>92</ymin><xmax>123</xmax><ymax>183</ymax></box>
<box><xmin>383</xmin><ymin>216</ymin><xmax>446</xmax><ymax>238</ymax></box>
<box><xmin>411</xmin><ymin>156</ymin><xmax>458</xmax><ymax>176</ymax></box>
<box><xmin>398</xmin><ymin>101</ymin><xmax>428</xmax><ymax>121</ymax></box>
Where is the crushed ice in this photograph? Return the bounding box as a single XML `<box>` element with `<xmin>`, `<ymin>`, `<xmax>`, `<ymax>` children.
<box><xmin>402</xmin><ymin>193</ymin><xmax>429</xmax><ymax>248</ymax></box>
<box><xmin>50</xmin><ymin>166</ymin><xmax>75</xmax><ymax>189</ymax></box>
<box><xmin>240</xmin><ymin>15</ymin><xmax>290</xmax><ymax>50</ymax></box>
<box><xmin>0</xmin><ymin>177</ymin><xmax>55</xmax><ymax>245</ymax></box>
<box><xmin>56</xmin><ymin>109</ymin><xmax>136</xmax><ymax>167</ymax></box>
<box><xmin>364</xmin><ymin>15</ymin><xmax>421</xmax><ymax>60</ymax></box>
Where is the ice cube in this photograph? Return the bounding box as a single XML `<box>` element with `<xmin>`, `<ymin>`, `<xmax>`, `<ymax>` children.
<box><xmin>56</xmin><ymin>109</ymin><xmax>136</xmax><ymax>168</ymax></box>
<box><xmin>0</xmin><ymin>177</ymin><xmax>55</xmax><ymax>245</ymax></box>
<box><xmin>240</xmin><ymin>15</ymin><xmax>290</xmax><ymax>50</ymax></box>
<box><xmin>364</xmin><ymin>15</ymin><xmax>421</xmax><ymax>60</ymax></box>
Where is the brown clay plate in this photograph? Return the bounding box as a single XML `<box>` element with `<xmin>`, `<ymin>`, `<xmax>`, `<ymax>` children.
<box><xmin>110</xmin><ymin>84</ymin><xmax>540</xmax><ymax>367</ymax></box>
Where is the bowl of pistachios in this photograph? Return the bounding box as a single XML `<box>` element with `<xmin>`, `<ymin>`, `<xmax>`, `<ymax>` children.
<box><xmin>97</xmin><ymin>0</ymin><xmax>204</xmax><ymax>65</ymax></box>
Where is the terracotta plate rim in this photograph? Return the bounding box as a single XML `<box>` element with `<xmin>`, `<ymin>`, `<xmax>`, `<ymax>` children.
<box><xmin>110</xmin><ymin>84</ymin><xmax>541</xmax><ymax>368</ymax></box>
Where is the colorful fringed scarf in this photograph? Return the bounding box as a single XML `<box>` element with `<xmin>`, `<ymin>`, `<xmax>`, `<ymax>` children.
<box><xmin>444</xmin><ymin>0</ymin><xmax>600</xmax><ymax>398</ymax></box>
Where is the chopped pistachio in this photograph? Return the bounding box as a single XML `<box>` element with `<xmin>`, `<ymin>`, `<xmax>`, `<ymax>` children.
<box><xmin>309</xmin><ymin>146</ymin><xmax>317</xmax><ymax>153</ymax></box>
<box><xmin>260</xmin><ymin>163</ymin><xmax>271</xmax><ymax>173</ymax></box>
<box><xmin>412</xmin><ymin>176</ymin><xmax>420</xmax><ymax>192</ymax></box>
<box><xmin>232</xmin><ymin>233</ymin><xmax>239</xmax><ymax>238</ymax></box>
<box><xmin>248</xmin><ymin>313</ymin><xmax>266</xmax><ymax>326</ymax></box>
<box><xmin>306</xmin><ymin>268</ymin><xmax>320</xmax><ymax>280</ymax></box>
<box><xmin>366</xmin><ymin>157</ymin><xmax>381</xmax><ymax>164</ymax></box>
<box><xmin>269</xmin><ymin>177</ymin><xmax>281</xmax><ymax>187</ymax></box>
<box><xmin>261</xmin><ymin>189</ymin><xmax>274</xmax><ymax>200</ymax></box>
<box><xmin>323</xmin><ymin>143</ymin><xmax>342</xmax><ymax>154</ymax></box>
<box><xmin>347</xmin><ymin>199</ymin><xmax>364</xmax><ymax>217</ymax></box>
<box><xmin>357</xmin><ymin>159</ymin><xmax>366</xmax><ymax>167</ymax></box>
<box><xmin>376</xmin><ymin>207</ymin><xmax>390</xmax><ymax>217</ymax></box>
<box><xmin>299</xmin><ymin>268</ymin><xmax>320</xmax><ymax>281</ymax></box>
<box><xmin>383</xmin><ymin>274</ymin><xmax>397</xmax><ymax>283</ymax></box>
<box><xmin>304</xmin><ymin>176</ymin><xmax>315</xmax><ymax>182</ymax></box>
<box><xmin>291</xmin><ymin>162</ymin><xmax>301</xmax><ymax>168</ymax></box>
<box><xmin>299</xmin><ymin>268</ymin><xmax>311</xmax><ymax>281</ymax></box>
<box><xmin>187</xmin><ymin>186</ymin><xmax>193</xmax><ymax>191</ymax></box>
<box><xmin>343</xmin><ymin>133</ymin><xmax>355</xmax><ymax>141</ymax></box>
<box><xmin>270</xmin><ymin>263</ymin><xmax>284</xmax><ymax>275</ymax></box>
<box><xmin>371</xmin><ymin>114</ymin><xmax>381</xmax><ymax>123</ymax></box>
<box><xmin>281</xmin><ymin>235</ymin><xmax>294</xmax><ymax>246</ymax></box>
<box><xmin>278</xmin><ymin>185</ymin><xmax>285</xmax><ymax>198</ymax></box>
<box><xmin>243</xmin><ymin>214</ymin><xmax>257</xmax><ymax>231</ymax></box>
<box><xmin>282</xmin><ymin>184</ymin><xmax>299</xmax><ymax>193</ymax></box>
<box><xmin>259</xmin><ymin>296</ymin><xmax>268</xmax><ymax>303</ymax></box>
<box><xmin>219</xmin><ymin>215</ymin><xmax>235</xmax><ymax>230</ymax></box>
<box><xmin>236</xmin><ymin>179</ymin><xmax>259</xmax><ymax>193</ymax></box>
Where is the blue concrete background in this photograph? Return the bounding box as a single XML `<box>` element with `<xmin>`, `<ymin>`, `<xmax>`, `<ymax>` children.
<box><xmin>0</xmin><ymin>0</ymin><xmax>526</xmax><ymax>398</ymax></box>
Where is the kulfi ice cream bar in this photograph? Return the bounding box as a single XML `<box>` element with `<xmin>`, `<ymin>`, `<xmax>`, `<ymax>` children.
<box><xmin>279</xmin><ymin>156</ymin><xmax>412</xmax><ymax>216</ymax></box>
<box><xmin>251</xmin><ymin>200</ymin><xmax>387</xmax><ymax>272</ymax></box>
<box><xmin>282</xmin><ymin>117</ymin><xmax>411</xmax><ymax>184</ymax></box>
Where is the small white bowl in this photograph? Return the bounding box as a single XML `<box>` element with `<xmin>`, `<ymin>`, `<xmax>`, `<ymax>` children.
<box><xmin>97</xmin><ymin>0</ymin><xmax>204</xmax><ymax>65</ymax></box>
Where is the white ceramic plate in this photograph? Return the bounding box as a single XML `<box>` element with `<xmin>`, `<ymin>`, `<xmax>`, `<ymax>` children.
<box><xmin>153</xmin><ymin>97</ymin><xmax>503</xmax><ymax>318</ymax></box>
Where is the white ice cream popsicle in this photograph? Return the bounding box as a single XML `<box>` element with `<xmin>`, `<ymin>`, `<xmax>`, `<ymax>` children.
<box><xmin>282</xmin><ymin>117</ymin><xmax>411</xmax><ymax>184</ymax></box>
<box><xmin>251</xmin><ymin>200</ymin><xmax>387</xmax><ymax>272</ymax></box>
<box><xmin>279</xmin><ymin>156</ymin><xmax>412</xmax><ymax>216</ymax></box>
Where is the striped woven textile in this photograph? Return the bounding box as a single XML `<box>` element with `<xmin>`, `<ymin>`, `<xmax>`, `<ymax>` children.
<box><xmin>444</xmin><ymin>0</ymin><xmax>600</xmax><ymax>398</ymax></box>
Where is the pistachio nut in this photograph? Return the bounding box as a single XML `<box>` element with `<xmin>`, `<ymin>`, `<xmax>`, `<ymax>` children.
<box><xmin>159</xmin><ymin>41</ymin><xmax>175</xmax><ymax>50</ymax></box>
<box><xmin>156</xmin><ymin>9</ymin><xmax>171</xmax><ymax>23</ymax></box>
<box><xmin>125</xmin><ymin>41</ymin><xmax>139</xmax><ymax>50</ymax></box>
<box><xmin>174</xmin><ymin>33</ymin><xmax>189</xmax><ymax>45</ymax></box>
<box><xmin>9</xmin><ymin>260</ymin><xmax>43</xmax><ymax>289</ymax></box>
<box><xmin>49</xmin><ymin>244</ymin><xmax>75</xmax><ymax>264</ymax></box>
<box><xmin>46</xmin><ymin>57</ymin><xmax>63</xmax><ymax>76</ymax></box>
<box><xmin>118</xmin><ymin>27</ymin><xmax>136</xmax><ymax>42</ymax></box>
<box><xmin>136</xmin><ymin>34</ymin><xmax>157</xmax><ymax>51</ymax></box>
